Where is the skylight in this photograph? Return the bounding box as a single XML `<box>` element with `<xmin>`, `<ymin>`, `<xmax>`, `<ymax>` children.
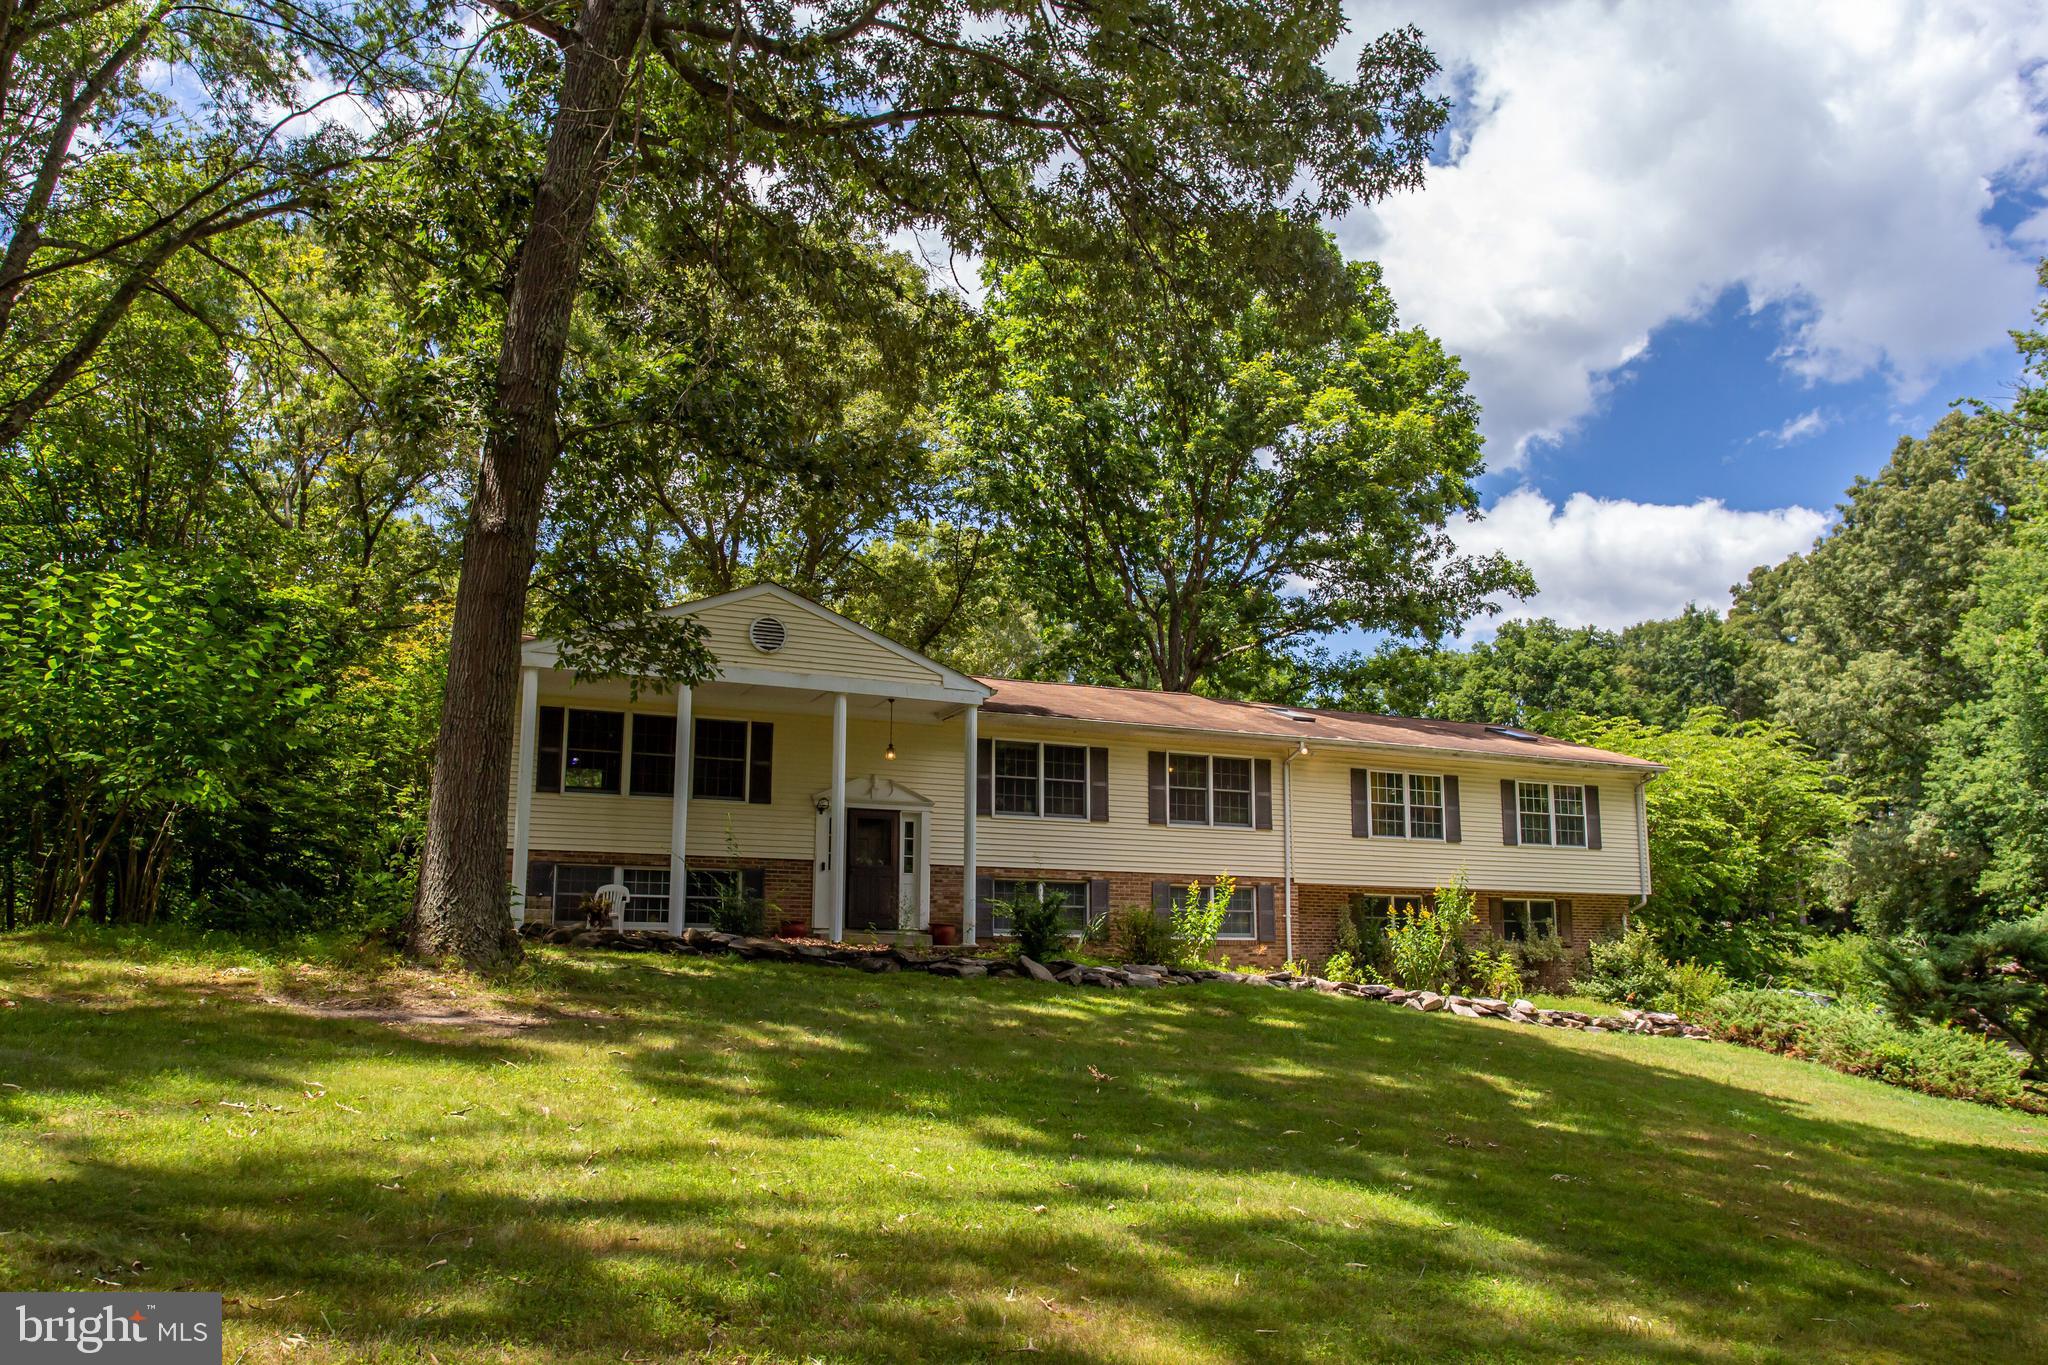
<box><xmin>1487</xmin><ymin>726</ymin><xmax>1542</xmax><ymax>741</ymax></box>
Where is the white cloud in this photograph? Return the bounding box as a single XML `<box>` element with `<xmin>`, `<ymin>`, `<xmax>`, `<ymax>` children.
<box><xmin>1763</xmin><ymin>407</ymin><xmax>1830</xmax><ymax>446</ymax></box>
<box><xmin>884</xmin><ymin>226</ymin><xmax>985</xmax><ymax>305</ymax></box>
<box><xmin>1336</xmin><ymin>0</ymin><xmax>2048</xmax><ymax>464</ymax></box>
<box><xmin>1454</xmin><ymin>487</ymin><xmax>1828</xmax><ymax>631</ymax></box>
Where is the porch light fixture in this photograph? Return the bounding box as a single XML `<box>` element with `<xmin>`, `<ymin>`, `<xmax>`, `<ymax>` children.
<box><xmin>884</xmin><ymin>699</ymin><xmax>897</xmax><ymax>761</ymax></box>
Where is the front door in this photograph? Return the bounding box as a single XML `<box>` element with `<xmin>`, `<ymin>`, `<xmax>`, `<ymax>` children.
<box><xmin>845</xmin><ymin>809</ymin><xmax>899</xmax><ymax>931</ymax></box>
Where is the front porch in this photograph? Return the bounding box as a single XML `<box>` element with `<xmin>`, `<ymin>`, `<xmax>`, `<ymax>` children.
<box><xmin>508</xmin><ymin>584</ymin><xmax>993</xmax><ymax>944</ymax></box>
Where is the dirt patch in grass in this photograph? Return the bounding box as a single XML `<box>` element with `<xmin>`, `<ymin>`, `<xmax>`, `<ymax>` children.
<box><xmin>261</xmin><ymin>993</ymin><xmax>558</xmax><ymax>1035</ymax></box>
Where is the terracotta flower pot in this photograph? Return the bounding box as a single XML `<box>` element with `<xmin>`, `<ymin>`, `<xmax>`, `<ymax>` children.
<box><xmin>931</xmin><ymin>923</ymin><xmax>960</xmax><ymax>947</ymax></box>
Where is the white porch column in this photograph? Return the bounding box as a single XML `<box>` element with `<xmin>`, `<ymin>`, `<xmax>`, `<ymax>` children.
<box><xmin>511</xmin><ymin>665</ymin><xmax>539</xmax><ymax>925</ymax></box>
<box><xmin>669</xmin><ymin>684</ymin><xmax>692</xmax><ymax>934</ymax></box>
<box><xmin>830</xmin><ymin>691</ymin><xmax>848</xmax><ymax>943</ymax></box>
<box><xmin>961</xmin><ymin>704</ymin><xmax>978</xmax><ymax>947</ymax></box>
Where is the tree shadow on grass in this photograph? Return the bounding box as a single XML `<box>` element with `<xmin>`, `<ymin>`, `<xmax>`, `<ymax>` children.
<box><xmin>2</xmin><ymin>948</ymin><xmax>2044</xmax><ymax>1362</ymax></box>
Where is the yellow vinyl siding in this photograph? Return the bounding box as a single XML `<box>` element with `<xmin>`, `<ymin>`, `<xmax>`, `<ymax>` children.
<box><xmin>685</xmin><ymin>599</ymin><xmax>944</xmax><ymax>686</ymax></box>
<box><xmin>1287</xmin><ymin>755</ymin><xmax>1645</xmax><ymax>895</ymax></box>
<box><xmin>977</xmin><ymin>727</ymin><xmax>1284</xmax><ymax>876</ymax></box>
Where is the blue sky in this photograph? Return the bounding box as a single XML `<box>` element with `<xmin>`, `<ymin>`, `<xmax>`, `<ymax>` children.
<box><xmin>1507</xmin><ymin>289</ymin><xmax>2027</xmax><ymax>515</ymax></box>
<box><xmin>1328</xmin><ymin>0</ymin><xmax>2048</xmax><ymax>634</ymax></box>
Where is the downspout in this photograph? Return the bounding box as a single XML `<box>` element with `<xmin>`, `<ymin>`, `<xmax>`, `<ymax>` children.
<box><xmin>1628</xmin><ymin>772</ymin><xmax>1652</xmax><ymax>931</ymax></box>
<box><xmin>1282</xmin><ymin>739</ymin><xmax>1309</xmax><ymax>963</ymax></box>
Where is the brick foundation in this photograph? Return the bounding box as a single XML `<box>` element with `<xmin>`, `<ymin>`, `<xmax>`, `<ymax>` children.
<box><xmin>513</xmin><ymin>850</ymin><xmax>814</xmax><ymax>933</ymax></box>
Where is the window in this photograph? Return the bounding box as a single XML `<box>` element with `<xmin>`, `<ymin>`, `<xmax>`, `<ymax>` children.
<box><xmin>1517</xmin><ymin>782</ymin><xmax>1587</xmax><ymax>847</ymax></box>
<box><xmin>1167</xmin><ymin>753</ymin><xmax>1210</xmax><ymax>823</ymax></box>
<box><xmin>989</xmin><ymin>878</ymin><xmax>1089</xmax><ymax>937</ymax></box>
<box><xmin>1517</xmin><ymin>781</ymin><xmax>1552</xmax><ymax>846</ymax></box>
<box><xmin>1365</xmin><ymin>770</ymin><xmax>1446</xmax><ymax>840</ymax></box>
<box><xmin>683</xmin><ymin>869</ymin><xmax>745</xmax><ymax>926</ymax></box>
<box><xmin>535</xmin><ymin>706</ymin><xmax>564</xmax><ymax>793</ymax></box>
<box><xmin>630</xmin><ymin>713</ymin><xmax>676</xmax><ymax>796</ymax></box>
<box><xmin>1213</xmin><ymin>885</ymin><xmax>1256</xmax><ymax>939</ymax></box>
<box><xmin>692</xmin><ymin>718</ymin><xmax>751</xmax><ymax>801</ymax></box>
<box><xmin>563</xmin><ymin>710</ymin><xmax>623</xmax><ymax>793</ymax></box>
<box><xmin>1349</xmin><ymin>893</ymin><xmax>1426</xmax><ymax>926</ymax></box>
<box><xmin>1370</xmin><ymin>771</ymin><xmax>1406</xmax><ymax>837</ymax></box>
<box><xmin>1553</xmin><ymin>784</ymin><xmax>1587</xmax><ymax>848</ymax></box>
<box><xmin>550</xmin><ymin>864</ymin><xmax>613</xmax><ymax>916</ymax></box>
<box><xmin>1043</xmin><ymin>745</ymin><xmax>1089</xmax><ymax>818</ymax></box>
<box><xmin>1212</xmin><ymin>757</ymin><xmax>1253</xmax><ymax>828</ymax></box>
<box><xmin>994</xmin><ymin>741</ymin><xmax>1040</xmax><ymax>815</ymax></box>
<box><xmin>622</xmin><ymin>868</ymin><xmax>671</xmax><ymax>925</ymax></box>
<box><xmin>902</xmin><ymin>818</ymin><xmax>917</xmax><ymax>874</ymax></box>
<box><xmin>994</xmin><ymin>742</ymin><xmax>1091</xmax><ymax>819</ymax></box>
<box><xmin>1502</xmin><ymin>898</ymin><xmax>1557</xmax><ymax>942</ymax></box>
<box><xmin>1407</xmin><ymin>775</ymin><xmax>1445</xmax><ymax>840</ymax></box>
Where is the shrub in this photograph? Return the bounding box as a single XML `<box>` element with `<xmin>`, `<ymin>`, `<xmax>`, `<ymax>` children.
<box><xmin>1385</xmin><ymin>874</ymin><xmax>1475</xmax><ymax>993</ymax></box>
<box><xmin>1698</xmin><ymin>989</ymin><xmax>2026</xmax><ymax>1106</ymax></box>
<box><xmin>1663</xmin><ymin>960</ymin><xmax>1732</xmax><ymax>1017</ymax></box>
<box><xmin>1169</xmin><ymin>875</ymin><xmax>1233</xmax><ymax>966</ymax></box>
<box><xmin>1467</xmin><ymin>939</ymin><xmax>1524</xmax><ymax>999</ymax></box>
<box><xmin>1783</xmin><ymin>933</ymin><xmax>1882</xmax><ymax>1003</ymax></box>
<box><xmin>1113</xmin><ymin>905</ymin><xmax>1178</xmax><ymax>965</ymax></box>
<box><xmin>1573</xmin><ymin>926</ymin><xmax>1674</xmax><ymax>1008</ymax></box>
<box><xmin>708</xmin><ymin>879</ymin><xmax>767</xmax><ymax>937</ymax></box>
<box><xmin>1321</xmin><ymin>949</ymin><xmax>1379</xmax><ymax>986</ymax></box>
<box><xmin>1004</xmin><ymin>891</ymin><xmax>1072</xmax><ymax>962</ymax></box>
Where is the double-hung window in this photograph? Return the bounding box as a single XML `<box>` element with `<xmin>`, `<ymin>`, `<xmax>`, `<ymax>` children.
<box><xmin>989</xmin><ymin>878</ymin><xmax>1090</xmax><ymax>937</ymax></box>
<box><xmin>621</xmin><ymin>868</ymin><xmax>672</xmax><ymax>925</ymax></box>
<box><xmin>693</xmin><ymin>718</ymin><xmax>751</xmax><ymax>801</ymax></box>
<box><xmin>1167</xmin><ymin>754</ymin><xmax>1210</xmax><ymax>823</ymax></box>
<box><xmin>1502</xmin><ymin>898</ymin><xmax>1557</xmax><ymax>941</ymax></box>
<box><xmin>994</xmin><ymin>741</ymin><xmax>1090</xmax><ymax>819</ymax></box>
<box><xmin>1517</xmin><ymin>781</ymin><xmax>1587</xmax><ymax>847</ymax></box>
<box><xmin>1367</xmin><ymin>771</ymin><xmax>1446</xmax><ymax>839</ymax></box>
<box><xmin>1167</xmin><ymin>754</ymin><xmax>1255</xmax><ymax>828</ymax></box>
<box><xmin>630</xmin><ymin>714</ymin><xmax>677</xmax><ymax>796</ymax></box>
<box><xmin>563</xmin><ymin>710</ymin><xmax>624</xmax><ymax>793</ymax></box>
<box><xmin>1213</xmin><ymin>885</ymin><xmax>1256</xmax><ymax>939</ymax></box>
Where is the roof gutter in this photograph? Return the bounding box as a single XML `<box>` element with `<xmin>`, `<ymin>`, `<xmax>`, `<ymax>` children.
<box><xmin>979</xmin><ymin>709</ymin><xmax>1663</xmax><ymax>777</ymax></box>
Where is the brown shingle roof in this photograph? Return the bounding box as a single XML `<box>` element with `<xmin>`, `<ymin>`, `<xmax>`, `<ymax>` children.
<box><xmin>975</xmin><ymin>677</ymin><xmax>1662</xmax><ymax>772</ymax></box>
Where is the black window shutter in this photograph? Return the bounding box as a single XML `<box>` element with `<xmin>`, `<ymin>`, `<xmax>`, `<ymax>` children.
<box><xmin>1088</xmin><ymin>746</ymin><xmax>1110</xmax><ymax>822</ymax></box>
<box><xmin>1489</xmin><ymin>896</ymin><xmax>1505</xmax><ymax>937</ymax></box>
<box><xmin>1500</xmin><ymin>779</ymin><xmax>1519</xmax><ymax>846</ymax></box>
<box><xmin>1584</xmin><ymin>785</ymin><xmax>1602</xmax><ymax>849</ymax></box>
<box><xmin>1443</xmin><ymin>774</ymin><xmax>1462</xmax><ymax>843</ymax></box>
<box><xmin>1151</xmin><ymin>880</ymin><xmax>1173</xmax><ymax>924</ymax></box>
<box><xmin>1556</xmin><ymin>898</ymin><xmax>1575</xmax><ymax>944</ymax></box>
<box><xmin>974</xmin><ymin>874</ymin><xmax>994</xmax><ymax>939</ymax></box>
<box><xmin>976</xmin><ymin>738</ymin><xmax>993</xmax><ymax>816</ymax></box>
<box><xmin>1350</xmin><ymin>769</ymin><xmax>1370</xmax><ymax>838</ymax></box>
<box><xmin>536</xmin><ymin>706</ymin><xmax>564</xmax><ymax>793</ymax></box>
<box><xmin>1088</xmin><ymin>877</ymin><xmax>1110</xmax><ymax>922</ymax></box>
<box><xmin>1253</xmin><ymin>759</ymin><xmax>1274</xmax><ymax>830</ymax></box>
<box><xmin>1255</xmin><ymin>884</ymin><xmax>1276</xmax><ymax>941</ymax></box>
<box><xmin>748</xmin><ymin>722</ymin><xmax>773</xmax><ymax>805</ymax></box>
<box><xmin>1146</xmin><ymin>752</ymin><xmax>1167</xmax><ymax>825</ymax></box>
<box><xmin>743</xmin><ymin>866</ymin><xmax>766</xmax><ymax>905</ymax></box>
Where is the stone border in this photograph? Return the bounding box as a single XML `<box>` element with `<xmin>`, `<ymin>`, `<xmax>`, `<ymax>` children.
<box><xmin>520</xmin><ymin>923</ymin><xmax>1711</xmax><ymax>1040</ymax></box>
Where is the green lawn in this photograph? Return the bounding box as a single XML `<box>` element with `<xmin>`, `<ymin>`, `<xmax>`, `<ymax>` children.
<box><xmin>2</xmin><ymin>932</ymin><xmax>2045</xmax><ymax>1363</ymax></box>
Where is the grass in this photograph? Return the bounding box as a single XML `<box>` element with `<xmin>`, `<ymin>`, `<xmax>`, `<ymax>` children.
<box><xmin>2</xmin><ymin>930</ymin><xmax>2045</xmax><ymax>1363</ymax></box>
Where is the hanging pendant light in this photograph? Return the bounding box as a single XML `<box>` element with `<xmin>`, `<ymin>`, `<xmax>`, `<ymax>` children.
<box><xmin>885</xmin><ymin>699</ymin><xmax>897</xmax><ymax>761</ymax></box>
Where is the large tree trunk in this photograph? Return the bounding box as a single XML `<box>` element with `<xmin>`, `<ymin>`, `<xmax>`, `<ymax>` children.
<box><xmin>409</xmin><ymin>0</ymin><xmax>650</xmax><ymax>967</ymax></box>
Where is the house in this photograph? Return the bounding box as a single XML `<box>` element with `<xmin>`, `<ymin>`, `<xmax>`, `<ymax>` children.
<box><xmin>509</xmin><ymin>583</ymin><xmax>1662</xmax><ymax>965</ymax></box>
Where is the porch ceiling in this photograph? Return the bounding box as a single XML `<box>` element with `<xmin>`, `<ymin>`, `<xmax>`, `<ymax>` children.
<box><xmin>531</xmin><ymin>669</ymin><xmax>967</xmax><ymax>723</ymax></box>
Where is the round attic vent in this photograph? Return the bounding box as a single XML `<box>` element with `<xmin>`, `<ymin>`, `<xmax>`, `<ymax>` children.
<box><xmin>748</xmin><ymin>615</ymin><xmax>787</xmax><ymax>654</ymax></box>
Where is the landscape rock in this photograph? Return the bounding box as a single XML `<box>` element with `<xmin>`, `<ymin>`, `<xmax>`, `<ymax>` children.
<box><xmin>1018</xmin><ymin>955</ymin><xmax>1058</xmax><ymax>984</ymax></box>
